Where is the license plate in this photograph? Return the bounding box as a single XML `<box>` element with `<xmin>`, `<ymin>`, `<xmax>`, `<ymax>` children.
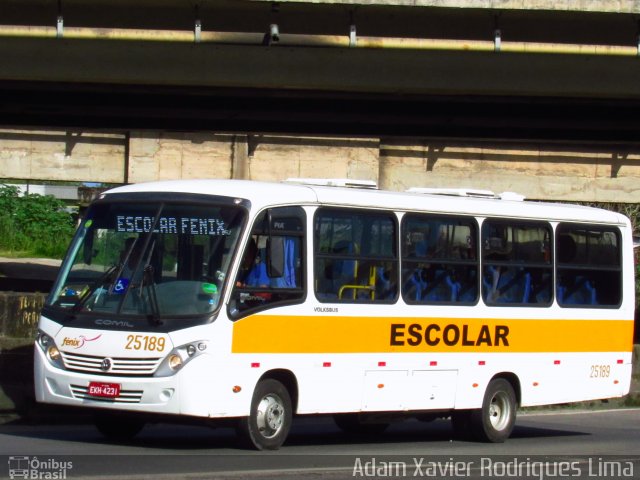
<box><xmin>87</xmin><ymin>382</ymin><xmax>121</xmax><ymax>398</ymax></box>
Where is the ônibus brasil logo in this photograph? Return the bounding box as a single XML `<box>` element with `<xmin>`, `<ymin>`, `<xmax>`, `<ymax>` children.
<box><xmin>8</xmin><ymin>456</ymin><xmax>73</xmax><ymax>479</ymax></box>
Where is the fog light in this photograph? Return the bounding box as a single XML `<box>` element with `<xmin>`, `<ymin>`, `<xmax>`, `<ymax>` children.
<box><xmin>159</xmin><ymin>388</ymin><xmax>174</xmax><ymax>401</ymax></box>
<box><xmin>186</xmin><ymin>344</ymin><xmax>196</xmax><ymax>357</ymax></box>
<box><xmin>47</xmin><ymin>346</ymin><xmax>61</xmax><ymax>362</ymax></box>
<box><xmin>168</xmin><ymin>354</ymin><xmax>183</xmax><ymax>370</ymax></box>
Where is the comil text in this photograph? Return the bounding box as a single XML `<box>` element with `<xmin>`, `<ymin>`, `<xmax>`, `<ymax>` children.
<box><xmin>390</xmin><ymin>323</ymin><xmax>509</xmax><ymax>347</ymax></box>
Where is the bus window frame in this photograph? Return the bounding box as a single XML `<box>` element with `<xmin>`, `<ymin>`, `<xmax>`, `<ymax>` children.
<box><xmin>555</xmin><ymin>222</ymin><xmax>623</xmax><ymax>309</ymax></box>
<box><xmin>228</xmin><ymin>206</ymin><xmax>307</xmax><ymax>320</ymax></box>
<box><xmin>481</xmin><ymin>218</ymin><xmax>554</xmax><ymax>308</ymax></box>
<box><xmin>313</xmin><ymin>206</ymin><xmax>399</xmax><ymax>304</ymax></box>
<box><xmin>400</xmin><ymin>212</ymin><xmax>480</xmax><ymax>306</ymax></box>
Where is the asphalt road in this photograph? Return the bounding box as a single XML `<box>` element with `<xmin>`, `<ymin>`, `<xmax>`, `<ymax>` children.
<box><xmin>1</xmin><ymin>409</ymin><xmax>639</xmax><ymax>479</ymax></box>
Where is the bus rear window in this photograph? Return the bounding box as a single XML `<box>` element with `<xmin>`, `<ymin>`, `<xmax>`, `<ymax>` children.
<box><xmin>556</xmin><ymin>224</ymin><xmax>621</xmax><ymax>307</ymax></box>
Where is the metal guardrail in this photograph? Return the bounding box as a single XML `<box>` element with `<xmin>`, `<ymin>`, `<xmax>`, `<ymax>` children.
<box><xmin>0</xmin><ymin>25</ymin><xmax>638</xmax><ymax>57</ymax></box>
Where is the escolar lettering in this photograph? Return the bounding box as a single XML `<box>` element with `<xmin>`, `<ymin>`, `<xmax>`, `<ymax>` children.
<box><xmin>390</xmin><ymin>323</ymin><xmax>509</xmax><ymax>347</ymax></box>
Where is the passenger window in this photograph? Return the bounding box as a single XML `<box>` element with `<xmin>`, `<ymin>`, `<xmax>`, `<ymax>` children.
<box><xmin>314</xmin><ymin>208</ymin><xmax>398</xmax><ymax>303</ymax></box>
<box><xmin>556</xmin><ymin>224</ymin><xmax>621</xmax><ymax>307</ymax></box>
<box><xmin>229</xmin><ymin>207</ymin><xmax>305</xmax><ymax>318</ymax></box>
<box><xmin>482</xmin><ymin>220</ymin><xmax>552</xmax><ymax>306</ymax></box>
<box><xmin>401</xmin><ymin>214</ymin><xmax>478</xmax><ymax>304</ymax></box>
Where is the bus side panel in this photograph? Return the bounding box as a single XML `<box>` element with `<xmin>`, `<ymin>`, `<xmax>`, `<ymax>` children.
<box><xmin>294</xmin><ymin>360</ymin><xmax>364</xmax><ymax>414</ymax></box>
<box><xmin>519</xmin><ymin>352</ymin><xmax>633</xmax><ymax>408</ymax></box>
<box><xmin>405</xmin><ymin>369</ymin><xmax>458</xmax><ymax>410</ymax></box>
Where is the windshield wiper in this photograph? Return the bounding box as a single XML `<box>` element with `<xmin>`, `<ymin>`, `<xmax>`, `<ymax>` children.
<box><xmin>70</xmin><ymin>263</ymin><xmax>120</xmax><ymax>315</ymax></box>
<box><xmin>137</xmin><ymin>238</ymin><xmax>160</xmax><ymax>324</ymax></box>
<box><xmin>115</xmin><ymin>204</ymin><xmax>163</xmax><ymax>320</ymax></box>
<box><xmin>107</xmin><ymin>237</ymin><xmax>141</xmax><ymax>295</ymax></box>
<box><xmin>141</xmin><ymin>264</ymin><xmax>162</xmax><ymax>325</ymax></box>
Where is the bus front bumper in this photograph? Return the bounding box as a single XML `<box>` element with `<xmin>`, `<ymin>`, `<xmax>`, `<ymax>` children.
<box><xmin>35</xmin><ymin>346</ymin><xmax>187</xmax><ymax>416</ymax></box>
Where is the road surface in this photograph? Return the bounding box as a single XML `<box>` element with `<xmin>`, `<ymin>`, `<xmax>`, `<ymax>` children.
<box><xmin>1</xmin><ymin>409</ymin><xmax>639</xmax><ymax>479</ymax></box>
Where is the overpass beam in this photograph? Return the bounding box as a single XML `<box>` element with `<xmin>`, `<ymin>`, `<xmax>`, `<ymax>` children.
<box><xmin>3</xmin><ymin>37</ymin><xmax>640</xmax><ymax>99</ymax></box>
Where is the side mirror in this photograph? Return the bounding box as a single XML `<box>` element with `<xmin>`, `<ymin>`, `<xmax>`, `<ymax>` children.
<box><xmin>267</xmin><ymin>236</ymin><xmax>284</xmax><ymax>278</ymax></box>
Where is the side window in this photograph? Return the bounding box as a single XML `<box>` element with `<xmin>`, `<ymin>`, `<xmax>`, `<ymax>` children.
<box><xmin>230</xmin><ymin>207</ymin><xmax>305</xmax><ymax>318</ymax></box>
<box><xmin>556</xmin><ymin>223</ymin><xmax>621</xmax><ymax>307</ymax></box>
<box><xmin>314</xmin><ymin>208</ymin><xmax>398</xmax><ymax>303</ymax></box>
<box><xmin>482</xmin><ymin>220</ymin><xmax>552</xmax><ymax>306</ymax></box>
<box><xmin>401</xmin><ymin>214</ymin><xmax>478</xmax><ymax>304</ymax></box>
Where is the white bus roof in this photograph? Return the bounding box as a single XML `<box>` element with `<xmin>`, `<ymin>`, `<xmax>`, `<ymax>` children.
<box><xmin>104</xmin><ymin>179</ymin><xmax>628</xmax><ymax>225</ymax></box>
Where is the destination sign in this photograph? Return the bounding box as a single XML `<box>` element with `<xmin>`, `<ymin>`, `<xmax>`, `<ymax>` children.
<box><xmin>116</xmin><ymin>215</ymin><xmax>231</xmax><ymax>236</ymax></box>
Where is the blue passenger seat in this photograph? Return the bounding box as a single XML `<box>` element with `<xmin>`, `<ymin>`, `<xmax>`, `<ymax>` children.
<box><xmin>483</xmin><ymin>267</ymin><xmax>532</xmax><ymax>304</ymax></box>
<box><xmin>558</xmin><ymin>276</ymin><xmax>597</xmax><ymax>305</ymax></box>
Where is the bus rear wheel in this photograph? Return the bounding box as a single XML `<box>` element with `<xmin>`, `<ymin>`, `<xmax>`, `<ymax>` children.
<box><xmin>237</xmin><ymin>379</ymin><xmax>292</xmax><ymax>450</ymax></box>
<box><xmin>470</xmin><ymin>378</ymin><xmax>517</xmax><ymax>443</ymax></box>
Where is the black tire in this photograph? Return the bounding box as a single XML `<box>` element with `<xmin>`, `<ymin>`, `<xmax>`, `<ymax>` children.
<box><xmin>333</xmin><ymin>413</ymin><xmax>389</xmax><ymax>435</ymax></box>
<box><xmin>94</xmin><ymin>412</ymin><xmax>145</xmax><ymax>441</ymax></box>
<box><xmin>237</xmin><ymin>379</ymin><xmax>293</xmax><ymax>450</ymax></box>
<box><xmin>469</xmin><ymin>378</ymin><xmax>517</xmax><ymax>443</ymax></box>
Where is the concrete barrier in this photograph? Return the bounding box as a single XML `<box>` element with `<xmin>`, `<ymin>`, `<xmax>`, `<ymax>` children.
<box><xmin>0</xmin><ymin>292</ymin><xmax>44</xmax><ymax>419</ymax></box>
<box><xmin>0</xmin><ymin>292</ymin><xmax>44</xmax><ymax>338</ymax></box>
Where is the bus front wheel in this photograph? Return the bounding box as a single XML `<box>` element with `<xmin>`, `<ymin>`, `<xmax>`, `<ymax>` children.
<box><xmin>470</xmin><ymin>378</ymin><xmax>517</xmax><ymax>443</ymax></box>
<box><xmin>237</xmin><ymin>379</ymin><xmax>293</xmax><ymax>450</ymax></box>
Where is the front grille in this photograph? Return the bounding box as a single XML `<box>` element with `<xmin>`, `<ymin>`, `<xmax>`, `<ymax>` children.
<box><xmin>70</xmin><ymin>385</ymin><xmax>143</xmax><ymax>403</ymax></box>
<box><xmin>61</xmin><ymin>351</ymin><xmax>162</xmax><ymax>376</ymax></box>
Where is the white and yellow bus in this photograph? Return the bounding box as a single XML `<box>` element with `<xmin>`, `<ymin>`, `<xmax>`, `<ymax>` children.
<box><xmin>35</xmin><ymin>179</ymin><xmax>635</xmax><ymax>449</ymax></box>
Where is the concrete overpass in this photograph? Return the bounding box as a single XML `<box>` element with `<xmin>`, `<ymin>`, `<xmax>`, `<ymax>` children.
<box><xmin>1</xmin><ymin>0</ymin><xmax>640</xmax><ymax>201</ymax></box>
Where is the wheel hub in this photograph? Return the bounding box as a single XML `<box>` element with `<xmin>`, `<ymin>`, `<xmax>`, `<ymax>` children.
<box><xmin>256</xmin><ymin>394</ymin><xmax>284</xmax><ymax>438</ymax></box>
<box><xmin>489</xmin><ymin>392</ymin><xmax>511</xmax><ymax>431</ymax></box>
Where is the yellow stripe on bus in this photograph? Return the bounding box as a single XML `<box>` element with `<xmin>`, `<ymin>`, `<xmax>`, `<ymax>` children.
<box><xmin>231</xmin><ymin>315</ymin><xmax>634</xmax><ymax>354</ymax></box>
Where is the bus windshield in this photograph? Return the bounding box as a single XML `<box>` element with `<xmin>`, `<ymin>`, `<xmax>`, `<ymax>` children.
<box><xmin>48</xmin><ymin>199</ymin><xmax>245</xmax><ymax>319</ymax></box>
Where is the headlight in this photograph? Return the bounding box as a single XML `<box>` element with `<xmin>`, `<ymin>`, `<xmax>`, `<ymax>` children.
<box><xmin>155</xmin><ymin>341</ymin><xmax>208</xmax><ymax>377</ymax></box>
<box><xmin>48</xmin><ymin>346</ymin><xmax>61</xmax><ymax>362</ymax></box>
<box><xmin>168</xmin><ymin>354</ymin><xmax>183</xmax><ymax>370</ymax></box>
<box><xmin>36</xmin><ymin>330</ymin><xmax>64</xmax><ymax>369</ymax></box>
<box><xmin>37</xmin><ymin>331</ymin><xmax>53</xmax><ymax>349</ymax></box>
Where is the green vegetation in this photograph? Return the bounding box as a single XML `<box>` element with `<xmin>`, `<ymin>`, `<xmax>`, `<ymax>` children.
<box><xmin>0</xmin><ymin>184</ymin><xmax>76</xmax><ymax>259</ymax></box>
<box><xmin>622</xmin><ymin>374</ymin><xmax>640</xmax><ymax>407</ymax></box>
